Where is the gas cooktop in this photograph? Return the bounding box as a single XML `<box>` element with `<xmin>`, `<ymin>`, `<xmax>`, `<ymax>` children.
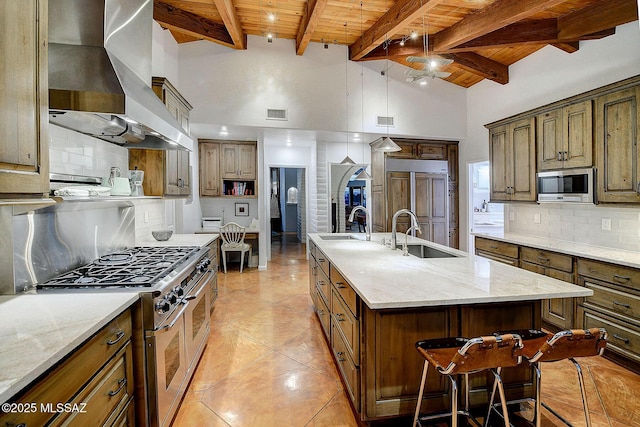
<box><xmin>37</xmin><ymin>246</ymin><xmax>201</xmax><ymax>289</ymax></box>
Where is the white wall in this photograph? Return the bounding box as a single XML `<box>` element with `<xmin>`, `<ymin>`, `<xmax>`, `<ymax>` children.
<box><xmin>462</xmin><ymin>22</ymin><xmax>640</xmax><ymax>252</ymax></box>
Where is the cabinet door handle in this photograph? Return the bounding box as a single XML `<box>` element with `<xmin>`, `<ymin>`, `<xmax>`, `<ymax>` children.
<box><xmin>107</xmin><ymin>330</ymin><xmax>125</xmax><ymax>346</ymax></box>
<box><xmin>613</xmin><ymin>334</ymin><xmax>630</xmax><ymax>344</ymax></box>
<box><xmin>557</xmin><ymin>151</ymin><xmax>563</xmax><ymax>161</ymax></box>
<box><xmin>613</xmin><ymin>274</ymin><xmax>631</xmax><ymax>283</ymax></box>
<box><xmin>336</xmin><ymin>351</ymin><xmax>346</xmax><ymax>362</ymax></box>
<box><xmin>537</xmin><ymin>256</ymin><xmax>550</xmax><ymax>263</ymax></box>
<box><xmin>335</xmin><ymin>313</ymin><xmax>346</xmax><ymax>321</ymax></box>
<box><xmin>335</xmin><ymin>282</ymin><xmax>347</xmax><ymax>289</ymax></box>
<box><xmin>489</xmin><ymin>245</ymin><xmax>498</xmax><ymax>249</ymax></box>
<box><xmin>317</xmin><ymin>280</ymin><xmax>326</xmax><ymax>286</ymax></box>
<box><xmin>563</xmin><ymin>151</ymin><xmax>568</xmax><ymax>160</ymax></box>
<box><xmin>613</xmin><ymin>300</ymin><xmax>631</xmax><ymax>309</ymax></box>
<box><xmin>108</xmin><ymin>378</ymin><xmax>127</xmax><ymax>397</ymax></box>
<box><xmin>636</xmin><ymin>181</ymin><xmax>640</xmax><ymax>194</ymax></box>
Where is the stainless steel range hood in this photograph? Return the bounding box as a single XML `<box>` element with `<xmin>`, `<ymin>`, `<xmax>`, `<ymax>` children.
<box><xmin>48</xmin><ymin>0</ymin><xmax>193</xmax><ymax>151</ymax></box>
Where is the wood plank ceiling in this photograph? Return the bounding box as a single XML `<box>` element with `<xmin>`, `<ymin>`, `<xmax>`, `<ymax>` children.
<box><xmin>154</xmin><ymin>0</ymin><xmax>639</xmax><ymax>88</ymax></box>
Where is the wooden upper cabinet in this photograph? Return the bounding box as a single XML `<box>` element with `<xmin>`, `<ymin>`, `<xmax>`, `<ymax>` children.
<box><xmin>537</xmin><ymin>100</ymin><xmax>593</xmax><ymax>171</ymax></box>
<box><xmin>199</xmin><ymin>143</ymin><xmax>220</xmax><ymax>196</ymax></box>
<box><xmin>417</xmin><ymin>143</ymin><xmax>447</xmax><ymax>160</ymax></box>
<box><xmin>220</xmin><ymin>143</ymin><xmax>256</xmax><ymax>180</ymax></box>
<box><xmin>386</xmin><ymin>172</ymin><xmax>411</xmax><ymax>233</ymax></box>
<box><xmin>596</xmin><ymin>86</ymin><xmax>640</xmax><ymax>203</ymax></box>
<box><xmin>386</xmin><ymin>141</ymin><xmax>415</xmax><ymax>159</ymax></box>
<box><xmin>0</xmin><ymin>0</ymin><xmax>49</xmax><ymax>197</ymax></box>
<box><xmin>489</xmin><ymin>117</ymin><xmax>536</xmax><ymax>202</ymax></box>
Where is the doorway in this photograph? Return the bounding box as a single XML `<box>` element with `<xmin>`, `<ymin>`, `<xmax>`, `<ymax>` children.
<box><xmin>269</xmin><ymin>167</ymin><xmax>305</xmax><ymax>248</ymax></box>
<box><xmin>468</xmin><ymin>161</ymin><xmax>504</xmax><ymax>253</ymax></box>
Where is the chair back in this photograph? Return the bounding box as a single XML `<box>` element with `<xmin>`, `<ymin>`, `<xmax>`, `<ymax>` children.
<box><xmin>447</xmin><ymin>333</ymin><xmax>524</xmax><ymax>375</ymax></box>
<box><xmin>529</xmin><ymin>328</ymin><xmax>607</xmax><ymax>363</ymax></box>
<box><xmin>220</xmin><ymin>222</ymin><xmax>247</xmax><ymax>248</ymax></box>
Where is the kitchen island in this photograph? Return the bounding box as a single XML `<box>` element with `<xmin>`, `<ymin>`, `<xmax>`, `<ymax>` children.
<box><xmin>308</xmin><ymin>232</ymin><xmax>592</xmax><ymax>422</ymax></box>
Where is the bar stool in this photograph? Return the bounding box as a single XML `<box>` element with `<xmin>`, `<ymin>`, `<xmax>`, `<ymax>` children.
<box><xmin>486</xmin><ymin>327</ymin><xmax>608</xmax><ymax>427</ymax></box>
<box><xmin>413</xmin><ymin>333</ymin><xmax>524</xmax><ymax>427</ymax></box>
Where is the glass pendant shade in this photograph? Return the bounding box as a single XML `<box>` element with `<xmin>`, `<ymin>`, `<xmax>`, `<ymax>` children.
<box><xmin>373</xmin><ymin>137</ymin><xmax>401</xmax><ymax>152</ymax></box>
<box><xmin>340</xmin><ymin>155</ymin><xmax>356</xmax><ymax>165</ymax></box>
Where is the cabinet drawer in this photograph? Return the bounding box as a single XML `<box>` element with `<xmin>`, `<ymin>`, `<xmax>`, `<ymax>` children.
<box><xmin>475</xmin><ymin>237</ymin><xmax>519</xmax><ymax>259</ymax></box>
<box><xmin>582</xmin><ymin>277</ymin><xmax>640</xmax><ymax>325</ymax></box>
<box><xmin>316</xmin><ymin>266</ymin><xmax>331</xmax><ymax>306</ymax></box>
<box><xmin>521</xmin><ymin>247</ymin><xmax>573</xmax><ymax>273</ymax></box>
<box><xmin>521</xmin><ymin>261</ymin><xmax>574</xmax><ymax>283</ymax></box>
<box><xmin>577</xmin><ymin>258</ymin><xmax>640</xmax><ymax>288</ymax></box>
<box><xmin>316</xmin><ymin>288</ymin><xmax>331</xmax><ymax>340</ymax></box>
<box><xmin>475</xmin><ymin>250</ymin><xmax>518</xmax><ymax>266</ymax></box>
<box><xmin>330</xmin><ymin>267</ymin><xmax>358</xmax><ymax>316</ymax></box>
<box><xmin>331</xmin><ymin>288</ymin><xmax>360</xmax><ymax>365</ymax></box>
<box><xmin>52</xmin><ymin>343</ymin><xmax>134</xmax><ymax>427</ymax></box>
<box><xmin>309</xmin><ymin>241</ymin><xmax>317</xmax><ymax>260</ymax></box>
<box><xmin>331</xmin><ymin>322</ymin><xmax>360</xmax><ymax>406</ymax></box>
<box><xmin>578</xmin><ymin>307</ymin><xmax>640</xmax><ymax>364</ymax></box>
<box><xmin>316</xmin><ymin>250</ymin><xmax>330</xmax><ymax>278</ymax></box>
<box><xmin>0</xmin><ymin>309</ymin><xmax>132</xmax><ymax>427</ymax></box>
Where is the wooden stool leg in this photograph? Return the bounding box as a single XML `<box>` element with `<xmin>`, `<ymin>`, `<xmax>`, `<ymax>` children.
<box><xmin>413</xmin><ymin>361</ymin><xmax>430</xmax><ymax>427</ymax></box>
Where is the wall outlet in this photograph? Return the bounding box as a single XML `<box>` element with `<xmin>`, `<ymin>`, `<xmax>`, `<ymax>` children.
<box><xmin>602</xmin><ymin>218</ymin><xmax>611</xmax><ymax>231</ymax></box>
<box><xmin>533</xmin><ymin>213</ymin><xmax>541</xmax><ymax>224</ymax></box>
<box><xmin>144</xmin><ymin>211</ymin><xmax>149</xmax><ymax>223</ymax></box>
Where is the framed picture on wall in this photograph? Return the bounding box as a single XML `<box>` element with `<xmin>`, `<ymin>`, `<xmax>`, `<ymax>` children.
<box><xmin>235</xmin><ymin>202</ymin><xmax>249</xmax><ymax>216</ymax></box>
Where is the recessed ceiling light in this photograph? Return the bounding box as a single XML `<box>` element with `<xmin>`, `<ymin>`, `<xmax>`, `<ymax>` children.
<box><xmin>420</xmin><ymin>81</ymin><xmax>427</xmax><ymax>86</ymax></box>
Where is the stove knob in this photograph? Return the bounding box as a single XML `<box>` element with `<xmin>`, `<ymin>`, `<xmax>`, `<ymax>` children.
<box><xmin>155</xmin><ymin>298</ymin><xmax>171</xmax><ymax>314</ymax></box>
<box><xmin>173</xmin><ymin>287</ymin><xmax>185</xmax><ymax>298</ymax></box>
<box><xmin>168</xmin><ymin>292</ymin><xmax>178</xmax><ymax>304</ymax></box>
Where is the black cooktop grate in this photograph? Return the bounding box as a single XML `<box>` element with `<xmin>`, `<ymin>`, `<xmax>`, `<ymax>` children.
<box><xmin>37</xmin><ymin>246</ymin><xmax>200</xmax><ymax>289</ymax></box>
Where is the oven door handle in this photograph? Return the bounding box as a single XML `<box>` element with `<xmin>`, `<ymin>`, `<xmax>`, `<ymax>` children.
<box><xmin>184</xmin><ymin>273</ymin><xmax>211</xmax><ymax>301</ymax></box>
<box><xmin>151</xmin><ymin>303</ymin><xmax>189</xmax><ymax>335</ymax></box>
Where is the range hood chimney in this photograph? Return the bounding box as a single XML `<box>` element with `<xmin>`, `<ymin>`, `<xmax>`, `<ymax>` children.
<box><xmin>48</xmin><ymin>0</ymin><xmax>193</xmax><ymax>151</ymax></box>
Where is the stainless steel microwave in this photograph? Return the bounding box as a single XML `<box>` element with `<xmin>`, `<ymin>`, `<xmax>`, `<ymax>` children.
<box><xmin>537</xmin><ymin>168</ymin><xmax>595</xmax><ymax>203</ymax></box>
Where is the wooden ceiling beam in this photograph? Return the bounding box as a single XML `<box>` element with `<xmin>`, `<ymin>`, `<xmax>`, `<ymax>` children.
<box><xmin>296</xmin><ymin>0</ymin><xmax>330</xmax><ymax>55</ymax></box>
<box><xmin>154</xmin><ymin>1</ymin><xmax>237</xmax><ymax>49</ymax></box>
<box><xmin>213</xmin><ymin>0</ymin><xmax>247</xmax><ymax>49</ymax></box>
<box><xmin>441</xmin><ymin>19</ymin><xmax>614</xmax><ymax>53</ymax></box>
<box><xmin>558</xmin><ymin>0</ymin><xmax>639</xmax><ymax>39</ymax></box>
<box><xmin>552</xmin><ymin>41</ymin><xmax>580</xmax><ymax>53</ymax></box>
<box><xmin>349</xmin><ymin>0</ymin><xmax>446</xmax><ymax>61</ymax></box>
<box><xmin>432</xmin><ymin>0</ymin><xmax>567</xmax><ymax>51</ymax></box>
<box><xmin>445</xmin><ymin>52</ymin><xmax>509</xmax><ymax>85</ymax></box>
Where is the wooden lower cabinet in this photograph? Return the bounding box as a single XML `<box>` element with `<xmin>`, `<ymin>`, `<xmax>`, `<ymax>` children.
<box><xmin>0</xmin><ymin>308</ymin><xmax>136</xmax><ymax>427</ymax></box>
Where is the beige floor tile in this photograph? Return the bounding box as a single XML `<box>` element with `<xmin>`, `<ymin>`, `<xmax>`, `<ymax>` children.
<box><xmin>305</xmin><ymin>391</ymin><xmax>360</xmax><ymax>427</ymax></box>
<box><xmin>171</xmin><ymin>401</ymin><xmax>231</xmax><ymax>426</ymax></box>
<box><xmin>201</xmin><ymin>351</ymin><xmax>340</xmax><ymax>427</ymax></box>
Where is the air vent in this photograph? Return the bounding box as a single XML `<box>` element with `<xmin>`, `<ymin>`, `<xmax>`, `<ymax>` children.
<box><xmin>377</xmin><ymin>116</ymin><xmax>395</xmax><ymax>127</ymax></box>
<box><xmin>266</xmin><ymin>108</ymin><xmax>288</xmax><ymax>121</ymax></box>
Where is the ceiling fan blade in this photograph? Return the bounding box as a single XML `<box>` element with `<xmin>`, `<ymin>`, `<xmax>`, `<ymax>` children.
<box><xmin>405</xmin><ymin>69</ymin><xmax>430</xmax><ymax>77</ymax></box>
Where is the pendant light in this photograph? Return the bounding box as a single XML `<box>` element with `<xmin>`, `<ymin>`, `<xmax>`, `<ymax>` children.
<box><xmin>340</xmin><ymin>22</ymin><xmax>356</xmax><ymax>165</ymax></box>
<box><xmin>355</xmin><ymin>1</ymin><xmax>372</xmax><ymax>181</ymax></box>
<box><xmin>374</xmin><ymin>14</ymin><xmax>401</xmax><ymax>153</ymax></box>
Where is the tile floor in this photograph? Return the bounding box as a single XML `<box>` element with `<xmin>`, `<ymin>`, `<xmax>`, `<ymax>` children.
<box><xmin>172</xmin><ymin>235</ymin><xmax>640</xmax><ymax>426</ymax></box>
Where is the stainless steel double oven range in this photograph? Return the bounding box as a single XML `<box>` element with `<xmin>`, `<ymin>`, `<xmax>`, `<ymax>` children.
<box><xmin>37</xmin><ymin>244</ymin><xmax>218</xmax><ymax>427</ymax></box>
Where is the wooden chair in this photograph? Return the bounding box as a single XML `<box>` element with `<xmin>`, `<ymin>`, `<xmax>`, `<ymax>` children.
<box><xmin>220</xmin><ymin>222</ymin><xmax>251</xmax><ymax>273</ymax></box>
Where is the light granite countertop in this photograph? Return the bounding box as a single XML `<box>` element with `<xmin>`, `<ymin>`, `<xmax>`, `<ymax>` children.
<box><xmin>472</xmin><ymin>231</ymin><xmax>640</xmax><ymax>269</ymax></box>
<box><xmin>309</xmin><ymin>233</ymin><xmax>592</xmax><ymax>310</ymax></box>
<box><xmin>136</xmin><ymin>233</ymin><xmax>218</xmax><ymax>247</ymax></box>
<box><xmin>0</xmin><ymin>292</ymin><xmax>139</xmax><ymax>404</ymax></box>
<box><xmin>1</xmin><ymin>234</ymin><xmax>217</xmax><ymax>404</ymax></box>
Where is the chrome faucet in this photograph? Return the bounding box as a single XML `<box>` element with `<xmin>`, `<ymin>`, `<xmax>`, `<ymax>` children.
<box><xmin>391</xmin><ymin>208</ymin><xmax>419</xmax><ymax>250</ymax></box>
<box><xmin>348</xmin><ymin>205</ymin><xmax>371</xmax><ymax>241</ymax></box>
<box><xmin>403</xmin><ymin>225</ymin><xmax>422</xmax><ymax>256</ymax></box>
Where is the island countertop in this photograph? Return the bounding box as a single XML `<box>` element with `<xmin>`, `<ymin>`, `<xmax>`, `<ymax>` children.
<box><xmin>308</xmin><ymin>233</ymin><xmax>592</xmax><ymax>310</ymax></box>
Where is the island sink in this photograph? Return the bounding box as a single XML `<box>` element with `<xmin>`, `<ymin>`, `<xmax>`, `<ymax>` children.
<box><xmin>396</xmin><ymin>243</ymin><xmax>459</xmax><ymax>258</ymax></box>
<box><xmin>319</xmin><ymin>235</ymin><xmax>360</xmax><ymax>241</ymax></box>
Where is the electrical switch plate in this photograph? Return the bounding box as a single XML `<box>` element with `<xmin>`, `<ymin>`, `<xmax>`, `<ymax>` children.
<box><xmin>534</xmin><ymin>213</ymin><xmax>541</xmax><ymax>224</ymax></box>
<box><xmin>602</xmin><ymin>218</ymin><xmax>611</xmax><ymax>231</ymax></box>
<box><xmin>144</xmin><ymin>211</ymin><xmax>149</xmax><ymax>223</ymax></box>
<box><xmin>509</xmin><ymin>211</ymin><xmax>515</xmax><ymax>221</ymax></box>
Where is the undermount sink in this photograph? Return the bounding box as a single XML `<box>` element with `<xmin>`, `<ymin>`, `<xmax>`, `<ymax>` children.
<box><xmin>319</xmin><ymin>234</ymin><xmax>359</xmax><ymax>240</ymax></box>
<box><xmin>396</xmin><ymin>244</ymin><xmax>459</xmax><ymax>258</ymax></box>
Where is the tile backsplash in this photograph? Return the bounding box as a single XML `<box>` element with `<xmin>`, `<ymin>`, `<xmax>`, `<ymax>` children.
<box><xmin>49</xmin><ymin>125</ymin><xmax>128</xmax><ymax>179</ymax></box>
<box><xmin>507</xmin><ymin>203</ymin><xmax>640</xmax><ymax>251</ymax></box>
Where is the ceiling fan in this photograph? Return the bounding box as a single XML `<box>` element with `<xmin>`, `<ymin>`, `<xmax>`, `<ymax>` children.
<box><xmin>404</xmin><ymin>2</ymin><xmax>453</xmax><ymax>83</ymax></box>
